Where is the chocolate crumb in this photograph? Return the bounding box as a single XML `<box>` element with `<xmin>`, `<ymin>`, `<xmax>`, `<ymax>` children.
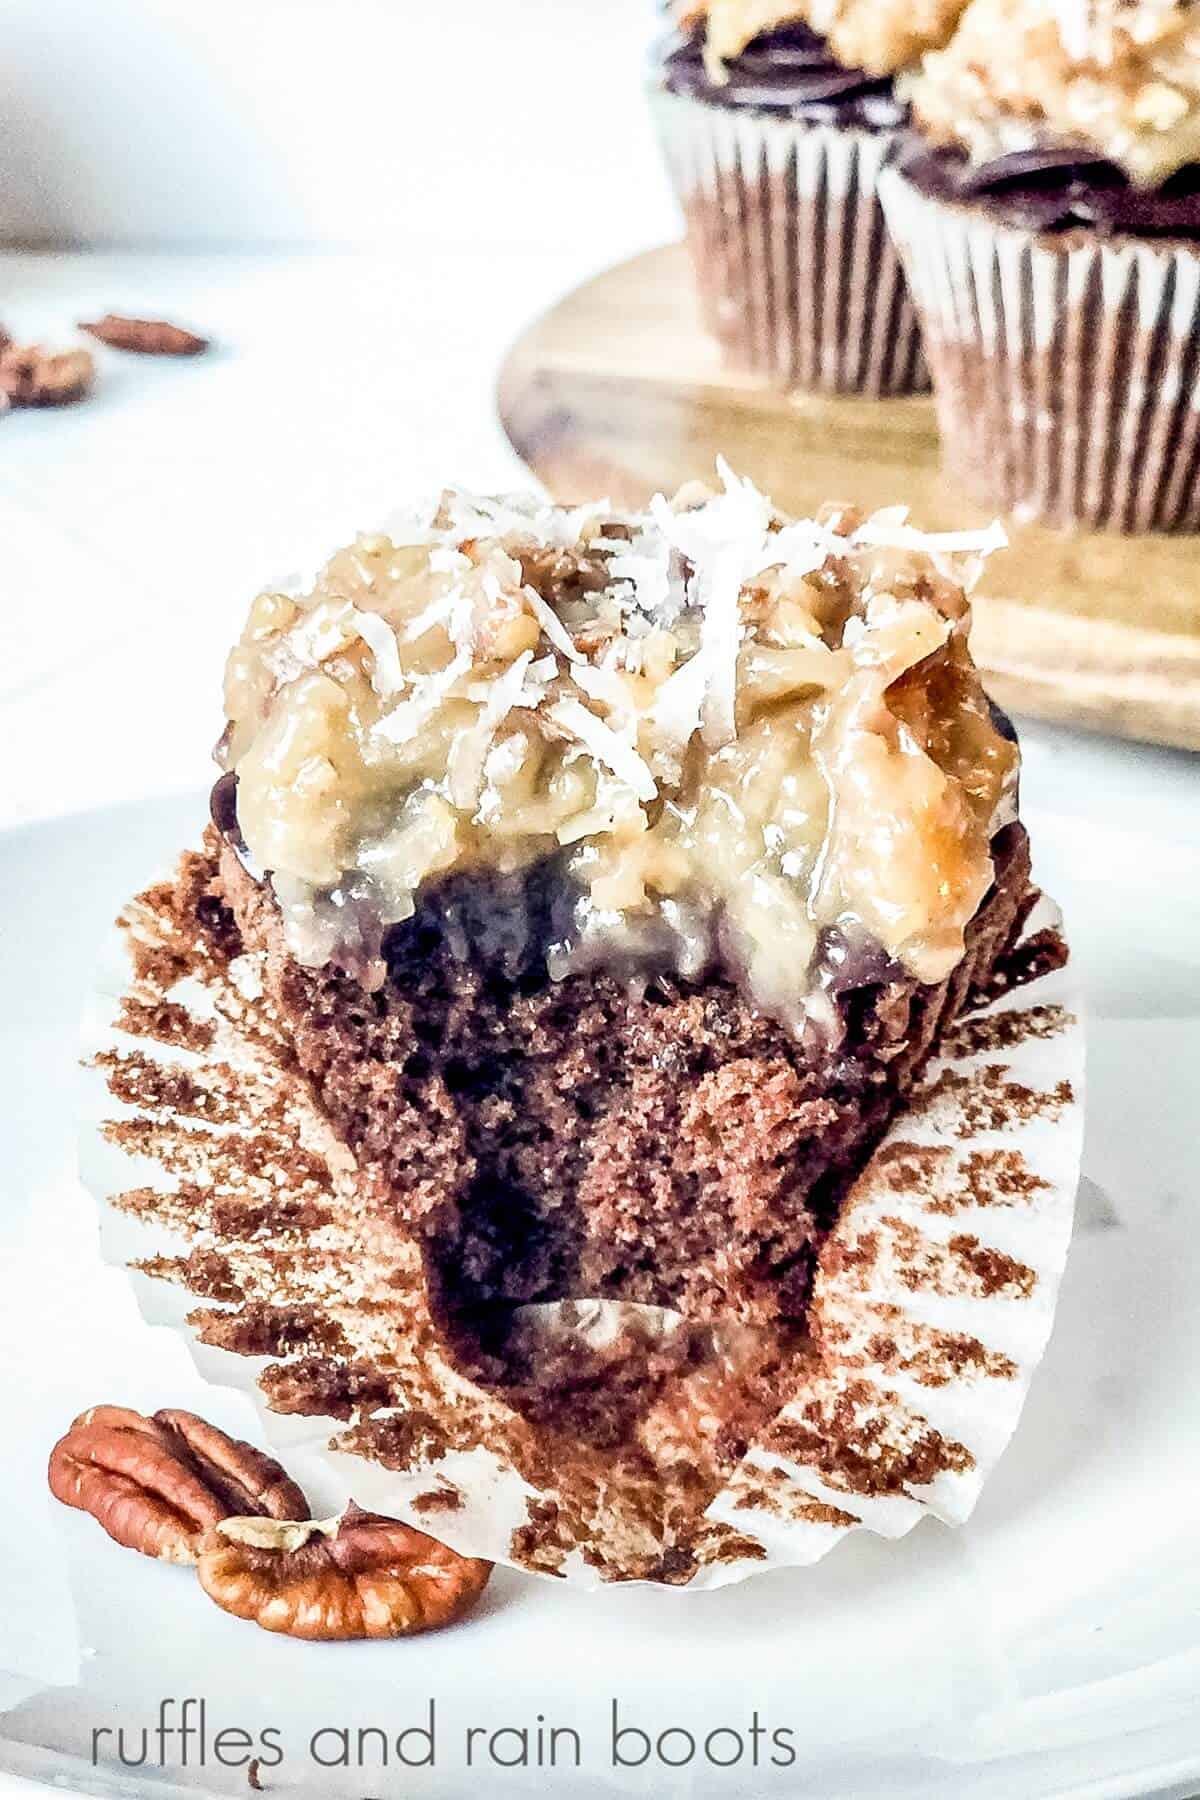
<box><xmin>764</xmin><ymin>1383</ymin><xmax>975</xmax><ymax>1495</ymax></box>
<box><xmin>916</xmin><ymin>1062</ymin><xmax>1074</xmax><ymax>1138</ymax></box>
<box><xmin>732</xmin><ymin>1465</ymin><xmax>858</xmax><ymax>1528</ymax></box>
<box><xmin>258</xmin><ymin>1356</ymin><xmax>395</xmax><ymax>1421</ymax></box>
<box><xmin>870</xmin><ymin>1141</ymin><xmax>1051</xmax><ymax>1214</ymax></box>
<box><xmin>189</xmin><ymin>1302</ymin><xmax>351</xmax><ymax>1362</ymax></box>
<box><xmin>115</xmin><ymin>997</ymin><xmax>215</xmax><ymax>1053</ymax></box>
<box><xmin>947</xmin><ymin>1234</ymin><xmax>1037</xmax><ymax>1299</ymax></box>
<box><xmin>93</xmin><ymin>1050</ymin><xmax>245</xmax><ymax>1125</ymax></box>
<box><xmin>943</xmin><ymin>1003</ymin><xmax>1070</xmax><ymax>1060</ymax></box>
<box><xmin>510</xmin><ymin>1498</ymin><xmax>574</xmax><ymax>1576</ymax></box>
<box><xmin>343</xmin><ymin>1410</ymin><xmax>453</xmax><ymax>1475</ymax></box>
<box><xmin>136</xmin><ymin>1250</ymin><xmax>245</xmax><ymax>1305</ymax></box>
<box><xmin>412</xmin><ymin>1486</ymin><xmax>466</xmax><ymax>1515</ymax></box>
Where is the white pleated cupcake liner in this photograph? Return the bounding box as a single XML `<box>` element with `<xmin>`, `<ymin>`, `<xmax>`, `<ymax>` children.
<box><xmin>881</xmin><ymin>167</ymin><xmax>1200</xmax><ymax>533</ymax></box>
<box><xmin>650</xmin><ymin>88</ymin><xmax>929</xmax><ymax>396</ymax></box>
<box><xmin>78</xmin><ymin>853</ymin><xmax>1084</xmax><ymax>1590</ymax></box>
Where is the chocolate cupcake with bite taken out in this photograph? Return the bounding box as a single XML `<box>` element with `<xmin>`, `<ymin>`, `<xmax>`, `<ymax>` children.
<box><xmin>85</xmin><ymin>469</ymin><xmax>1086</xmax><ymax>1587</ymax></box>
<box><xmin>650</xmin><ymin>1</ymin><xmax>972</xmax><ymax>394</ymax></box>
<box><xmin>881</xmin><ymin>0</ymin><xmax>1200</xmax><ymax>532</ymax></box>
<box><xmin>208</xmin><ymin>471</ymin><xmax>1041</xmax><ymax>1429</ymax></box>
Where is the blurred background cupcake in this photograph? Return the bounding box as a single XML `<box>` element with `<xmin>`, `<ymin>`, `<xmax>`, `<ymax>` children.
<box><xmin>882</xmin><ymin>0</ymin><xmax>1200</xmax><ymax>533</ymax></box>
<box><xmin>650</xmin><ymin>1</ymin><xmax>971</xmax><ymax>395</ymax></box>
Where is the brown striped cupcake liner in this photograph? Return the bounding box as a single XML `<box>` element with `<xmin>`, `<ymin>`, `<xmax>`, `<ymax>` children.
<box><xmin>651</xmin><ymin>88</ymin><xmax>930</xmax><ymax>397</ymax></box>
<box><xmin>881</xmin><ymin>166</ymin><xmax>1200</xmax><ymax>534</ymax></box>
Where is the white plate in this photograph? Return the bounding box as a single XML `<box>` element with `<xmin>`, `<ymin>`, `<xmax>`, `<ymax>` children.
<box><xmin>2</xmin><ymin>784</ymin><xmax>1199</xmax><ymax>1800</ymax></box>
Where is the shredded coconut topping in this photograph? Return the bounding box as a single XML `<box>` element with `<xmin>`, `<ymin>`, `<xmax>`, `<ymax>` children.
<box><xmin>546</xmin><ymin>697</ymin><xmax>659</xmax><ymax>803</ymax></box>
<box><xmin>910</xmin><ymin>0</ymin><xmax>1200</xmax><ymax>184</ymax></box>
<box><xmin>221</xmin><ymin>468</ymin><xmax>1017</xmax><ymax>1020</ymax></box>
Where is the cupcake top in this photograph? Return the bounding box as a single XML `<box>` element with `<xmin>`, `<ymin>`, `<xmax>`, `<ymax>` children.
<box><xmin>218</xmin><ymin>468</ymin><xmax>1016</xmax><ymax>1028</ymax></box>
<box><xmin>911</xmin><ymin>0</ymin><xmax>1200</xmax><ymax>186</ymax></box>
<box><xmin>658</xmin><ymin>17</ymin><xmax>905</xmax><ymax>126</ymax></box>
<box><xmin>675</xmin><ymin>0</ymin><xmax>970</xmax><ymax>77</ymax></box>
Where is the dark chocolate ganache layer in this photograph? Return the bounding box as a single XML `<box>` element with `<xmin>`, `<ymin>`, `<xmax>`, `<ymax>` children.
<box><xmin>901</xmin><ymin>143</ymin><xmax>1200</xmax><ymax>241</ymax></box>
<box><xmin>657</xmin><ymin>24</ymin><xmax>907</xmax><ymax>130</ymax></box>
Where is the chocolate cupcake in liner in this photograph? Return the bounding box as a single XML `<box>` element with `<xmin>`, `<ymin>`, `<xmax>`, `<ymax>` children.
<box><xmin>79</xmin><ymin>867</ymin><xmax>1082</xmax><ymax>1588</ymax></box>
<box><xmin>650</xmin><ymin>9</ymin><xmax>938</xmax><ymax>394</ymax></box>
<box><xmin>880</xmin><ymin>0</ymin><xmax>1200</xmax><ymax>532</ymax></box>
<box><xmin>77</xmin><ymin>477</ymin><xmax>1085</xmax><ymax>1590</ymax></box>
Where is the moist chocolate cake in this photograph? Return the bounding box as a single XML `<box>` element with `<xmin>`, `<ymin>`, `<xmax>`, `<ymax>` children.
<box><xmin>210</xmin><ymin>471</ymin><xmax>1045</xmax><ymax>1440</ymax></box>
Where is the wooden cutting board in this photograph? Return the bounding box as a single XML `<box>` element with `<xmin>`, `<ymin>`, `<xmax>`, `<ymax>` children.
<box><xmin>498</xmin><ymin>242</ymin><xmax>1200</xmax><ymax>754</ymax></box>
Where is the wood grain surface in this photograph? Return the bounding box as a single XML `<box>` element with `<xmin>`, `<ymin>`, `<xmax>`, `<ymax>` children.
<box><xmin>498</xmin><ymin>243</ymin><xmax>1200</xmax><ymax>753</ymax></box>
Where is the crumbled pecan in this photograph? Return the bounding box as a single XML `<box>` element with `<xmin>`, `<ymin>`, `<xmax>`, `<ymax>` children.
<box><xmin>47</xmin><ymin>1405</ymin><xmax>308</xmax><ymax>1563</ymax></box>
<box><xmin>197</xmin><ymin>1502</ymin><xmax>492</xmax><ymax>1639</ymax></box>
<box><xmin>79</xmin><ymin>313</ymin><xmax>209</xmax><ymax>355</ymax></box>
<box><xmin>0</xmin><ymin>344</ymin><xmax>94</xmax><ymax>409</ymax></box>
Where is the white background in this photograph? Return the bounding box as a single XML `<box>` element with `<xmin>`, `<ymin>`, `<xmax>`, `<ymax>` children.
<box><xmin>1</xmin><ymin>0</ymin><xmax>667</xmax><ymax>250</ymax></box>
<box><xmin>0</xmin><ymin>0</ymin><xmax>675</xmax><ymax>833</ymax></box>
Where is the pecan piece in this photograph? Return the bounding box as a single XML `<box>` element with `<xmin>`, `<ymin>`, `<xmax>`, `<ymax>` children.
<box><xmin>79</xmin><ymin>313</ymin><xmax>209</xmax><ymax>356</ymax></box>
<box><xmin>0</xmin><ymin>344</ymin><xmax>94</xmax><ymax>408</ymax></box>
<box><xmin>152</xmin><ymin>1409</ymin><xmax>307</xmax><ymax>1521</ymax></box>
<box><xmin>197</xmin><ymin>1503</ymin><xmax>492</xmax><ymax>1639</ymax></box>
<box><xmin>48</xmin><ymin>1405</ymin><xmax>308</xmax><ymax>1564</ymax></box>
<box><xmin>49</xmin><ymin>1414</ymin><xmax>227</xmax><ymax>1563</ymax></box>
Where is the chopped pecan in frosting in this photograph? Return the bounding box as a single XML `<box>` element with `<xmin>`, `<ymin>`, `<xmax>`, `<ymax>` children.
<box><xmin>220</xmin><ymin>470</ymin><xmax>1015</xmax><ymax>1032</ymax></box>
<box><xmin>674</xmin><ymin>0</ymin><xmax>971</xmax><ymax>76</ymax></box>
<box><xmin>911</xmin><ymin>0</ymin><xmax>1200</xmax><ymax>184</ymax></box>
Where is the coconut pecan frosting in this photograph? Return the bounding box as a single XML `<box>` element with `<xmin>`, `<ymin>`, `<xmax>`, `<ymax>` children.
<box><xmin>216</xmin><ymin>468</ymin><xmax>1016</xmax><ymax>1037</ymax></box>
<box><xmin>673</xmin><ymin>0</ymin><xmax>972</xmax><ymax>75</ymax></box>
<box><xmin>911</xmin><ymin>0</ymin><xmax>1200</xmax><ymax>186</ymax></box>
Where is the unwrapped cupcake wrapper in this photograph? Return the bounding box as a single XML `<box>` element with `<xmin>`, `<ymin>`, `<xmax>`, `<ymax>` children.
<box><xmin>881</xmin><ymin>168</ymin><xmax>1200</xmax><ymax>533</ymax></box>
<box><xmin>79</xmin><ymin>853</ymin><xmax>1083</xmax><ymax>1591</ymax></box>
<box><xmin>650</xmin><ymin>88</ymin><xmax>929</xmax><ymax>396</ymax></box>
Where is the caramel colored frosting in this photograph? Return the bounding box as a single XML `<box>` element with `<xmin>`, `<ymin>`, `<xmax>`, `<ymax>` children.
<box><xmin>674</xmin><ymin>0</ymin><xmax>970</xmax><ymax>76</ymax></box>
<box><xmin>911</xmin><ymin>0</ymin><xmax>1200</xmax><ymax>185</ymax></box>
<box><xmin>219</xmin><ymin>470</ymin><xmax>1016</xmax><ymax>1029</ymax></box>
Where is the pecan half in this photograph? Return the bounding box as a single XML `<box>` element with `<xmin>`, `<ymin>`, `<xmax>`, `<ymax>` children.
<box><xmin>79</xmin><ymin>313</ymin><xmax>209</xmax><ymax>356</ymax></box>
<box><xmin>152</xmin><ymin>1409</ymin><xmax>308</xmax><ymax>1521</ymax></box>
<box><xmin>197</xmin><ymin>1503</ymin><xmax>492</xmax><ymax>1639</ymax></box>
<box><xmin>0</xmin><ymin>344</ymin><xmax>94</xmax><ymax>408</ymax></box>
<box><xmin>48</xmin><ymin>1405</ymin><xmax>308</xmax><ymax>1563</ymax></box>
